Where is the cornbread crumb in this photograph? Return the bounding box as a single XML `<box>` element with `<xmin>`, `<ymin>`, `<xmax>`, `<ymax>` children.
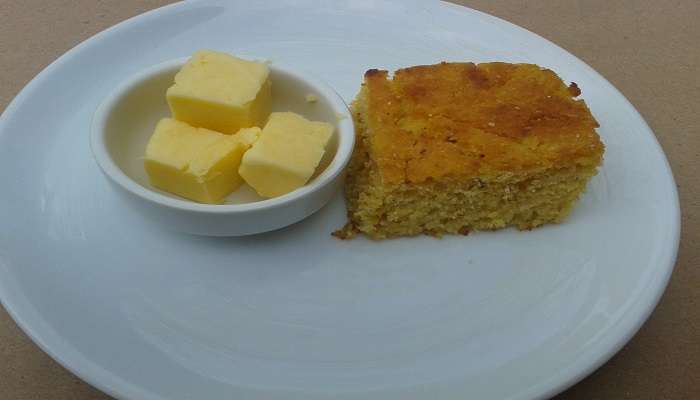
<box><xmin>339</xmin><ymin>62</ymin><xmax>604</xmax><ymax>240</ymax></box>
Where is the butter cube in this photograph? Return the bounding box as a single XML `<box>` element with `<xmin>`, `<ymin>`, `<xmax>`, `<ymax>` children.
<box><xmin>166</xmin><ymin>50</ymin><xmax>271</xmax><ymax>134</ymax></box>
<box><xmin>239</xmin><ymin>112</ymin><xmax>334</xmax><ymax>198</ymax></box>
<box><xmin>145</xmin><ymin>118</ymin><xmax>260</xmax><ymax>204</ymax></box>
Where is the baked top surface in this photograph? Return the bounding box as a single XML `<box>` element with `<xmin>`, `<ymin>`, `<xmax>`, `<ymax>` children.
<box><xmin>361</xmin><ymin>62</ymin><xmax>604</xmax><ymax>185</ymax></box>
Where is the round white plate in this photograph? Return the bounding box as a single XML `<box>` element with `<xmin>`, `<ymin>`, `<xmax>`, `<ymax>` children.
<box><xmin>0</xmin><ymin>1</ymin><xmax>680</xmax><ymax>400</ymax></box>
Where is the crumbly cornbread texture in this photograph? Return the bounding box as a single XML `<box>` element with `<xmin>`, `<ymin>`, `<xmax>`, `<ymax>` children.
<box><xmin>336</xmin><ymin>62</ymin><xmax>604</xmax><ymax>240</ymax></box>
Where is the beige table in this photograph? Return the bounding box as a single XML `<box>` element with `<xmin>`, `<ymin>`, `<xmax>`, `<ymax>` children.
<box><xmin>1</xmin><ymin>1</ymin><xmax>698</xmax><ymax>398</ymax></box>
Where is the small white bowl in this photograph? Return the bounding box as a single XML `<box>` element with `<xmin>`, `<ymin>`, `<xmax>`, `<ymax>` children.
<box><xmin>90</xmin><ymin>57</ymin><xmax>354</xmax><ymax>236</ymax></box>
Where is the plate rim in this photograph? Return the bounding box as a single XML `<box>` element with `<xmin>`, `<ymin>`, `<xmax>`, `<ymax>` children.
<box><xmin>0</xmin><ymin>1</ymin><xmax>681</xmax><ymax>399</ymax></box>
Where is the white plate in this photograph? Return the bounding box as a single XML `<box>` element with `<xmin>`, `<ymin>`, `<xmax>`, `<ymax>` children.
<box><xmin>0</xmin><ymin>1</ymin><xmax>680</xmax><ymax>400</ymax></box>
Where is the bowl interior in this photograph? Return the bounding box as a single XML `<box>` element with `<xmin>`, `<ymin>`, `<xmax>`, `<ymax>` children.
<box><xmin>104</xmin><ymin>62</ymin><xmax>344</xmax><ymax>204</ymax></box>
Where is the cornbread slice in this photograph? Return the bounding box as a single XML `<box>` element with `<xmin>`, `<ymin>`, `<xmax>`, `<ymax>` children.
<box><xmin>336</xmin><ymin>62</ymin><xmax>604</xmax><ymax>240</ymax></box>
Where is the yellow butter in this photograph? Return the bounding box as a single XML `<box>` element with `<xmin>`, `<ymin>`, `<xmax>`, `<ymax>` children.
<box><xmin>166</xmin><ymin>50</ymin><xmax>271</xmax><ymax>134</ymax></box>
<box><xmin>145</xmin><ymin>118</ymin><xmax>260</xmax><ymax>204</ymax></box>
<box><xmin>239</xmin><ymin>112</ymin><xmax>333</xmax><ymax>198</ymax></box>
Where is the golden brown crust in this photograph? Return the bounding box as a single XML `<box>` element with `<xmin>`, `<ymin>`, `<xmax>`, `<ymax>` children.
<box><xmin>331</xmin><ymin>222</ymin><xmax>357</xmax><ymax>240</ymax></box>
<box><xmin>362</xmin><ymin>62</ymin><xmax>604</xmax><ymax>185</ymax></box>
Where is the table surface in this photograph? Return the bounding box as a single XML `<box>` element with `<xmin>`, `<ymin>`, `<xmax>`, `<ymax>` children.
<box><xmin>1</xmin><ymin>1</ymin><xmax>698</xmax><ymax>399</ymax></box>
